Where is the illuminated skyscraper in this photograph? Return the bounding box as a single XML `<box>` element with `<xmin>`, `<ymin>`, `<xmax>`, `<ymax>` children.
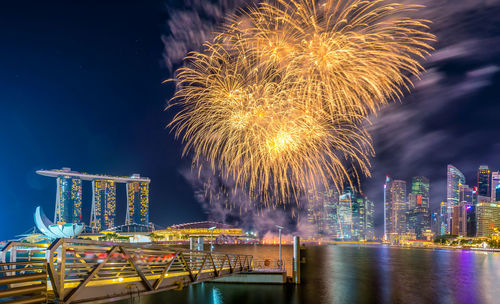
<box><xmin>406</xmin><ymin>206</ymin><xmax>430</xmax><ymax>239</ymax></box>
<box><xmin>388</xmin><ymin>180</ymin><xmax>407</xmax><ymax>235</ymax></box>
<box><xmin>411</xmin><ymin>176</ymin><xmax>430</xmax><ymax>209</ymax></box>
<box><xmin>491</xmin><ymin>171</ymin><xmax>500</xmax><ymax>202</ymax></box>
<box><xmin>439</xmin><ymin>202</ymin><xmax>447</xmax><ymax>235</ymax></box>
<box><xmin>477</xmin><ymin>165</ymin><xmax>491</xmax><ymax>197</ymax></box>
<box><xmin>126</xmin><ymin>181</ymin><xmax>150</xmax><ymax>225</ymax></box>
<box><xmin>90</xmin><ymin>180</ymin><xmax>116</xmax><ymax>231</ymax></box>
<box><xmin>322</xmin><ymin>189</ymin><xmax>340</xmax><ymax>236</ymax></box>
<box><xmin>337</xmin><ymin>190</ymin><xmax>353</xmax><ymax>239</ymax></box>
<box><xmin>384</xmin><ymin>175</ymin><xmax>391</xmax><ymax>241</ymax></box>
<box><xmin>55</xmin><ymin>176</ymin><xmax>82</xmax><ymax>224</ymax></box>
<box><xmin>446</xmin><ymin>165</ymin><xmax>465</xmax><ymax>234</ymax></box>
<box><xmin>476</xmin><ymin>201</ymin><xmax>500</xmax><ymax>237</ymax></box>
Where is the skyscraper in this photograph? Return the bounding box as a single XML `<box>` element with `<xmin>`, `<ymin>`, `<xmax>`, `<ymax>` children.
<box><xmin>446</xmin><ymin>165</ymin><xmax>465</xmax><ymax>234</ymax></box>
<box><xmin>407</xmin><ymin>206</ymin><xmax>430</xmax><ymax>239</ymax></box>
<box><xmin>411</xmin><ymin>176</ymin><xmax>430</xmax><ymax>209</ymax></box>
<box><xmin>322</xmin><ymin>189</ymin><xmax>340</xmax><ymax>236</ymax></box>
<box><xmin>439</xmin><ymin>201</ymin><xmax>447</xmax><ymax>235</ymax></box>
<box><xmin>476</xmin><ymin>201</ymin><xmax>500</xmax><ymax>237</ymax></box>
<box><xmin>55</xmin><ymin>176</ymin><xmax>82</xmax><ymax>224</ymax></box>
<box><xmin>337</xmin><ymin>190</ymin><xmax>354</xmax><ymax>239</ymax></box>
<box><xmin>364</xmin><ymin>198</ymin><xmax>375</xmax><ymax>240</ymax></box>
<box><xmin>90</xmin><ymin>180</ymin><xmax>116</xmax><ymax>231</ymax></box>
<box><xmin>384</xmin><ymin>175</ymin><xmax>391</xmax><ymax>240</ymax></box>
<box><xmin>491</xmin><ymin>171</ymin><xmax>500</xmax><ymax>202</ymax></box>
<box><xmin>477</xmin><ymin>165</ymin><xmax>491</xmax><ymax>197</ymax></box>
<box><xmin>388</xmin><ymin>180</ymin><xmax>408</xmax><ymax>235</ymax></box>
<box><xmin>126</xmin><ymin>181</ymin><xmax>150</xmax><ymax>225</ymax></box>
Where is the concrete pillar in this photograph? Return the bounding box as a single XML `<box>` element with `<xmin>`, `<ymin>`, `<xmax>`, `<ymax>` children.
<box><xmin>293</xmin><ymin>236</ymin><xmax>300</xmax><ymax>284</ymax></box>
<box><xmin>197</xmin><ymin>237</ymin><xmax>204</xmax><ymax>251</ymax></box>
<box><xmin>190</xmin><ymin>237</ymin><xmax>196</xmax><ymax>250</ymax></box>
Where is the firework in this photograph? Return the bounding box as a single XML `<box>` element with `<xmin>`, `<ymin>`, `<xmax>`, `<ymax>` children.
<box><xmin>168</xmin><ymin>0</ymin><xmax>434</xmax><ymax>205</ymax></box>
<box><xmin>223</xmin><ymin>0</ymin><xmax>434</xmax><ymax>119</ymax></box>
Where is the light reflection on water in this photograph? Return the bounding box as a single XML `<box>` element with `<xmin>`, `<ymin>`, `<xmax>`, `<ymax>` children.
<box><xmin>119</xmin><ymin>245</ymin><xmax>500</xmax><ymax>304</ymax></box>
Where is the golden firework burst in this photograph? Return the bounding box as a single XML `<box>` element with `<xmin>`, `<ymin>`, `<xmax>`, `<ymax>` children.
<box><xmin>168</xmin><ymin>0</ymin><xmax>434</xmax><ymax>206</ymax></box>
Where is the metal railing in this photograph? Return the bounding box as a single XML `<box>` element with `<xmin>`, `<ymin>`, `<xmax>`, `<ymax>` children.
<box><xmin>0</xmin><ymin>260</ymin><xmax>48</xmax><ymax>304</ymax></box>
<box><xmin>46</xmin><ymin>239</ymin><xmax>252</xmax><ymax>303</ymax></box>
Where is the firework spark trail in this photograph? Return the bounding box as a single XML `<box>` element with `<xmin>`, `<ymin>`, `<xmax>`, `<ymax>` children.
<box><xmin>168</xmin><ymin>0</ymin><xmax>434</xmax><ymax>207</ymax></box>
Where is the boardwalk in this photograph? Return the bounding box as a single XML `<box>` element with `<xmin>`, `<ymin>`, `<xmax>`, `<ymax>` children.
<box><xmin>1</xmin><ymin>239</ymin><xmax>252</xmax><ymax>303</ymax></box>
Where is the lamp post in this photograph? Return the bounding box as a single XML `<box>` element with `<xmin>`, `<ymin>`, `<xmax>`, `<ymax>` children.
<box><xmin>275</xmin><ymin>225</ymin><xmax>284</xmax><ymax>269</ymax></box>
<box><xmin>208</xmin><ymin>226</ymin><xmax>216</xmax><ymax>252</ymax></box>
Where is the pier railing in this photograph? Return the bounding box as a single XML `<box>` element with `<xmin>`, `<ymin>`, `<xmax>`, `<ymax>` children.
<box><xmin>0</xmin><ymin>242</ymin><xmax>49</xmax><ymax>304</ymax></box>
<box><xmin>45</xmin><ymin>239</ymin><xmax>252</xmax><ymax>303</ymax></box>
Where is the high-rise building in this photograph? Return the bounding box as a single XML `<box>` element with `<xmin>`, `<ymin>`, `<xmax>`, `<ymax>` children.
<box><xmin>126</xmin><ymin>181</ymin><xmax>150</xmax><ymax>225</ymax></box>
<box><xmin>351</xmin><ymin>193</ymin><xmax>375</xmax><ymax>241</ymax></box>
<box><xmin>476</xmin><ymin>201</ymin><xmax>500</xmax><ymax>237</ymax></box>
<box><xmin>411</xmin><ymin>176</ymin><xmax>430</xmax><ymax>209</ymax></box>
<box><xmin>407</xmin><ymin>206</ymin><xmax>431</xmax><ymax>239</ymax></box>
<box><xmin>446</xmin><ymin>165</ymin><xmax>465</xmax><ymax>234</ymax></box>
<box><xmin>491</xmin><ymin>171</ymin><xmax>500</xmax><ymax>202</ymax></box>
<box><xmin>90</xmin><ymin>180</ymin><xmax>116</xmax><ymax>231</ymax></box>
<box><xmin>477</xmin><ymin>165</ymin><xmax>491</xmax><ymax>198</ymax></box>
<box><xmin>322</xmin><ymin>189</ymin><xmax>340</xmax><ymax>236</ymax></box>
<box><xmin>55</xmin><ymin>176</ymin><xmax>82</xmax><ymax>224</ymax></box>
<box><xmin>306</xmin><ymin>189</ymin><xmax>334</xmax><ymax>236</ymax></box>
<box><xmin>439</xmin><ymin>202</ymin><xmax>447</xmax><ymax>235</ymax></box>
<box><xmin>466</xmin><ymin>204</ymin><xmax>476</xmax><ymax>237</ymax></box>
<box><xmin>384</xmin><ymin>176</ymin><xmax>391</xmax><ymax>241</ymax></box>
<box><xmin>388</xmin><ymin>180</ymin><xmax>408</xmax><ymax>235</ymax></box>
<box><xmin>458</xmin><ymin>184</ymin><xmax>476</xmax><ymax>237</ymax></box>
<box><xmin>364</xmin><ymin>199</ymin><xmax>375</xmax><ymax>240</ymax></box>
<box><xmin>451</xmin><ymin>204</ymin><xmax>468</xmax><ymax>236</ymax></box>
<box><xmin>431</xmin><ymin>211</ymin><xmax>440</xmax><ymax>235</ymax></box>
<box><xmin>337</xmin><ymin>189</ymin><xmax>354</xmax><ymax>239</ymax></box>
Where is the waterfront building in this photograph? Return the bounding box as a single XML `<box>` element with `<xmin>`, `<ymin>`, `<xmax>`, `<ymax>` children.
<box><xmin>388</xmin><ymin>180</ymin><xmax>408</xmax><ymax>235</ymax></box>
<box><xmin>384</xmin><ymin>175</ymin><xmax>391</xmax><ymax>240</ymax></box>
<box><xmin>322</xmin><ymin>189</ymin><xmax>340</xmax><ymax>236</ymax></box>
<box><xmin>491</xmin><ymin>171</ymin><xmax>500</xmax><ymax>202</ymax></box>
<box><xmin>407</xmin><ymin>206</ymin><xmax>431</xmax><ymax>239</ymax></box>
<box><xmin>466</xmin><ymin>204</ymin><xmax>476</xmax><ymax>237</ymax></box>
<box><xmin>476</xmin><ymin>201</ymin><xmax>500</xmax><ymax>237</ymax></box>
<box><xmin>37</xmin><ymin>168</ymin><xmax>151</xmax><ymax>230</ymax></box>
<box><xmin>364</xmin><ymin>198</ymin><xmax>375</xmax><ymax>240</ymax></box>
<box><xmin>351</xmin><ymin>193</ymin><xmax>375</xmax><ymax>241</ymax></box>
<box><xmin>126</xmin><ymin>181</ymin><xmax>150</xmax><ymax>225</ymax></box>
<box><xmin>439</xmin><ymin>202</ymin><xmax>447</xmax><ymax>235</ymax></box>
<box><xmin>337</xmin><ymin>190</ymin><xmax>354</xmax><ymax>239</ymax></box>
<box><xmin>446</xmin><ymin>165</ymin><xmax>465</xmax><ymax>234</ymax></box>
<box><xmin>90</xmin><ymin>180</ymin><xmax>116</xmax><ymax>231</ymax></box>
<box><xmin>431</xmin><ymin>211</ymin><xmax>440</xmax><ymax>235</ymax></box>
<box><xmin>55</xmin><ymin>176</ymin><xmax>82</xmax><ymax>224</ymax></box>
<box><xmin>451</xmin><ymin>204</ymin><xmax>467</xmax><ymax>236</ymax></box>
<box><xmin>411</xmin><ymin>176</ymin><xmax>430</xmax><ymax>209</ymax></box>
<box><xmin>477</xmin><ymin>165</ymin><xmax>491</xmax><ymax>197</ymax></box>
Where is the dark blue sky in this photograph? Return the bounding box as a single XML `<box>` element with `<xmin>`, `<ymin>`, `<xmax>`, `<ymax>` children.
<box><xmin>1</xmin><ymin>0</ymin><xmax>500</xmax><ymax>240</ymax></box>
<box><xmin>0</xmin><ymin>1</ymin><xmax>204</xmax><ymax>240</ymax></box>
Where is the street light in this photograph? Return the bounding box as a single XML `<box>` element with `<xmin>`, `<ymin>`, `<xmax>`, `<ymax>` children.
<box><xmin>275</xmin><ymin>225</ymin><xmax>284</xmax><ymax>269</ymax></box>
<box><xmin>208</xmin><ymin>226</ymin><xmax>216</xmax><ymax>252</ymax></box>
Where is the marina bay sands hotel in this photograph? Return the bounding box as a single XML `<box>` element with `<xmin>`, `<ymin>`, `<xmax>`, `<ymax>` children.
<box><xmin>37</xmin><ymin>168</ymin><xmax>150</xmax><ymax>232</ymax></box>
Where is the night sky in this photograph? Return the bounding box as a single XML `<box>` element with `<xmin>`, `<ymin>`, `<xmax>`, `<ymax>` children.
<box><xmin>1</xmin><ymin>0</ymin><xmax>500</xmax><ymax>241</ymax></box>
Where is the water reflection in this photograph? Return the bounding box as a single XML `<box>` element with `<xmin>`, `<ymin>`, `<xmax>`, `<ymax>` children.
<box><xmin>119</xmin><ymin>245</ymin><xmax>500</xmax><ymax>304</ymax></box>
